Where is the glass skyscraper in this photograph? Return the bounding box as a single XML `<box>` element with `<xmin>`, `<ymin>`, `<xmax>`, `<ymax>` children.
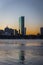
<box><xmin>19</xmin><ymin>16</ymin><xmax>24</xmax><ymax>35</ymax></box>
<box><xmin>40</xmin><ymin>27</ymin><xmax>43</xmax><ymax>35</ymax></box>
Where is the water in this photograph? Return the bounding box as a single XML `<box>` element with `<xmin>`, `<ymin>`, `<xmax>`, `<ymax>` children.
<box><xmin>0</xmin><ymin>39</ymin><xmax>43</xmax><ymax>65</ymax></box>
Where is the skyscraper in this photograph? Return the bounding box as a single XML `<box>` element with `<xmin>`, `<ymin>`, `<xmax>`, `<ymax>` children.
<box><xmin>19</xmin><ymin>16</ymin><xmax>24</xmax><ymax>35</ymax></box>
<box><xmin>24</xmin><ymin>27</ymin><xmax>26</xmax><ymax>35</ymax></box>
<box><xmin>40</xmin><ymin>27</ymin><xmax>43</xmax><ymax>35</ymax></box>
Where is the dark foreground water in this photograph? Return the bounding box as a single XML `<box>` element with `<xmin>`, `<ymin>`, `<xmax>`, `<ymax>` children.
<box><xmin>0</xmin><ymin>39</ymin><xmax>43</xmax><ymax>65</ymax></box>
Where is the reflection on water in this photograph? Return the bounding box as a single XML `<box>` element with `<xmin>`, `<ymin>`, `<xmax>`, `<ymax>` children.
<box><xmin>0</xmin><ymin>40</ymin><xmax>43</xmax><ymax>65</ymax></box>
<box><xmin>19</xmin><ymin>44</ymin><xmax>25</xmax><ymax>64</ymax></box>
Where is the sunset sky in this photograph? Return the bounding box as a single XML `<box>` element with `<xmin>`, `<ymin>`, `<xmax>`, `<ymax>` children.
<box><xmin>0</xmin><ymin>0</ymin><xmax>43</xmax><ymax>35</ymax></box>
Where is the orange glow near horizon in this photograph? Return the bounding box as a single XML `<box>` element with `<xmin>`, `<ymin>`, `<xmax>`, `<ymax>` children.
<box><xmin>26</xmin><ymin>28</ymin><xmax>40</xmax><ymax>35</ymax></box>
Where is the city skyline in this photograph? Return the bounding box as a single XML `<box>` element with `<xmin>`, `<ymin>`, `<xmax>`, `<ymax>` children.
<box><xmin>0</xmin><ymin>0</ymin><xmax>43</xmax><ymax>35</ymax></box>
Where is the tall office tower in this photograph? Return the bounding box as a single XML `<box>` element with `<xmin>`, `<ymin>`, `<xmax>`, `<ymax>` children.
<box><xmin>24</xmin><ymin>27</ymin><xmax>26</xmax><ymax>35</ymax></box>
<box><xmin>40</xmin><ymin>27</ymin><xmax>43</xmax><ymax>35</ymax></box>
<box><xmin>19</xmin><ymin>16</ymin><xmax>25</xmax><ymax>35</ymax></box>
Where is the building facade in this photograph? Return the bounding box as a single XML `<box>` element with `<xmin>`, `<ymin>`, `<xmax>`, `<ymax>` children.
<box><xmin>14</xmin><ymin>29</ymin><xmax>18</xmax><ymax>36</ymax></box>
<box><xmin>24</xmin><ymin>27</ymin><xmax>26</xmax><ymax>35</ymax></box>
<box><xmin>40</xmin><ymin>27</ymin><xmax>43</xmax><ymax>35</ymax></box>
<box><xmin>4</xmin><ymin>27</ymin><xmax>14</xmax><ymax>36</ymax></box>
<box><xmin>19</xmin><ymin>16</ymin><xmax>24</xmax><ymax>35</ymax></box>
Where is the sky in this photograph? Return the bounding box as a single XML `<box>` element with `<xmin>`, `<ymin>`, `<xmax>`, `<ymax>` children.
<box><xmin>0</xmin><ymin>0</ymin><xmax>43</xmax><ymax>35</ymax></box>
